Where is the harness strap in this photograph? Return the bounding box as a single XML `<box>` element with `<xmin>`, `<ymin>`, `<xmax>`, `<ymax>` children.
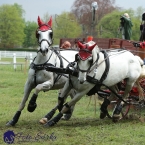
<box><xmin>99</xmin><ymin>50</ymin><xmax>110</xmax><ymax>82</ymax></box>
<box><xmin>53</xmin><ymin>49</ymin><xmax>63</xmax><ymax>68</ymax></box>
<box><xmin>86</xmin><ymin>76</ymin><xmax>128</xmax><ymax>104</ymax></box>
<box><xmin>30</xmin><ymin>49</ymin><xmax>66</xmax><ymax>87</ymax></box>
<box><xmin>30</xmin><ymin>50</ymin><xmax>54</xmax><ymax>86</ymax></box>
<box><xmin>86</xmin><ymin>50</ymin><xmax>128</xmax><ymax>104</ymax></box>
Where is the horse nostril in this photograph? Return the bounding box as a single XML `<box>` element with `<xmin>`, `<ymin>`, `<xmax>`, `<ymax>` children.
<box><xmin>40</xmin><ymin>49</ymin><xmax>43</xmax><ymax>53</ymax></box>
<box><xmin>79</xmin><ymin>80</ymin><xmax>84</xmax><ymax>84</ymax></box>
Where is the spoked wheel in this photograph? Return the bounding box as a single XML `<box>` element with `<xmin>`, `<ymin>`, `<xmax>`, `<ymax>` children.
<box><xmin>139</xmin><ymin>78</ymin><xmax>145</xmax><ymax>88</ymax></box>
<box><xmin>106</xmin><ymin>99</ymin><xmax>130</xmax><ymax>120</ymax></box>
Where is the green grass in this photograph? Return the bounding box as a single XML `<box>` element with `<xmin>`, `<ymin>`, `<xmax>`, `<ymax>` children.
<box><xmin>0</xmin><ymin>64</ymin><xmax>145</xmax><ymax>145</ymax></box>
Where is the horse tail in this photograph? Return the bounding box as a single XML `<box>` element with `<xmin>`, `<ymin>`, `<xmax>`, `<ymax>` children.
<box><xmin>134</xmin><ymin>63</ymin><xmax>145</xmax><ymax>100</ymax></box>
<box><xmin>133</xmin><ymin>56</ymin><xmax>145</xmax><ymax>100</ymax></box>
<box><xmin>135</xmin><ymin>55</ymin><xmax>144</xmax><ymax>66</ymax></box>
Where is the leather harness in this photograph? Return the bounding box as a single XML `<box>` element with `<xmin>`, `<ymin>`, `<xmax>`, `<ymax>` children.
<box><xmin>30</xmin><ymin>49</ymin><xmax>64</xmax><ymax>87</ymax></box>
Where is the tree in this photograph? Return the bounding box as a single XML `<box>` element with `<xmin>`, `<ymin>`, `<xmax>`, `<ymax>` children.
<box><xmin>0</xmin><ymin>4</ymin><xmax>25</xmax><ymax>48</ymax></box>
<box><xmin>13</xmin><ymin>3</ymin><xmax>25</xmax><ymax>18</ymax></box>
<box><xmin>42</xmin><ymin>13</ymin><xmax>51</xmax><ymax>23</ymax></box>
<box><xmin>23</xmin><ymin>21</ymin><xmax>38</xmax><ymax>48</ymax></box>
<box><xmin>53</xmin><ymin>12</ymin><xmax>82</xmax><ymax>44</ymax></box>
<box><xmin>71</xmin><ymin>0</ymin><xmax>116</xmax><ymax>37</ymax></box>
<box><xmin>96</xmin><ymin>10</ymin><xmax>141</xmax><ymax>41</ymax></box>
<box><xmin>135</xmin><ymin>6</ymin><xmax>145</xmax><ymax>21</ymax></box>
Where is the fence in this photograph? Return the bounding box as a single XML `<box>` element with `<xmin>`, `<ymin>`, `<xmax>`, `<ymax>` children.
<box><xmin>0</xmin><ymin>51</ymin><xmax>37</xmax><ymax>71</ymax></box>
<box><xmin>0</xmin><ymin>51</ymin><xmax>37</xmax><ymax>59</ymax></box>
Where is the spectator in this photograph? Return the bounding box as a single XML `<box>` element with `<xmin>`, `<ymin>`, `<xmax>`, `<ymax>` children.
<box><xmin>120</xmin><ymin>13</ymin><xmax>133</xmax><ymax>40</ymax></box>
<box><xmin>139</xmin><ymin>12</ymin><xmax>145</xmax><ymax>41</ymax></box>
<box><xmin>87</xmin><ymin>36</ymin><xmax>93</xmax><ymax>42</ymax></box>
<box><xmin>61</xmin><ymin>41</ymin><xmax>71</xmax><ymax>49</ymax></box>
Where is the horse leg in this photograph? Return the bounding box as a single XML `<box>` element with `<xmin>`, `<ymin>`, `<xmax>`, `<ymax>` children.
<box><xmin>62</xmin><ymin>89</ymin><xmax>76</xmax><ymax>120</ymax></box>
<box><xmin>45</xmin><ymin>87</ymin><xmax>91</xmax><ymax>127</ymax></box>
<box><xmin>6</xmin><ymin>80</ymin><xmax>34</xmax><ymax>126</ymax></box>
<box><xmin>39</xmin><ymin>89</ymin><xmax>62</xmax><ymax>124</ymax></box>
<box><xmin>100</xmin><ymin>85</ymin><xmax>118</xmax><ymax>119</ymax></box>
<box><xmin>112</xmin><ymin>79</ymin><xmax>135</xmax><ymax>122</ymax></box>
<box><xmin>44</xmin><ymin>80</ymin><xmax>75</xmax><ymax>127</ymax></box>
<box><xmin>39</xmin><ymin>88</ymin><xmax>76</xmax><ymax>124</ymax></box>
<box><xmin>39</xmin><ymin>80</ymin><xmax>72</xmax><ymax>124</ymax></box>
<box><xmin>27</xmin><ymin>81</ymin><xmax>53</xmax><ymax>112</ymax></box>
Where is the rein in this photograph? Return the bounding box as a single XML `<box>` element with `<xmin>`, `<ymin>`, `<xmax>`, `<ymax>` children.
<box><xmin>30</xmin><ymin>49</ymin><xmax>77</xmax><ymax>87</ymax></box>
<box><xmin>88</xmin><ymin>49</ymin><xmax>128</xmax><ymax>74</ymax></box>
<box><xmin>54</xmin><ymin>51</ymin><xmax>77</xmax><ymax>71</ymax></box>
<box><xmin>86</xmin><ymin>49</ymin><xmax>130</xmax><ymax>104</ymax></box>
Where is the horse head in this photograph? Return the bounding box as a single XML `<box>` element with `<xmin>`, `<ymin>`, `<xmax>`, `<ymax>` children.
<box><xmin>36</xmin><ymin>16</ymin><xmax>53</xmax><ymax>55</ymax></box>
<box><xmin>76</xmin><ymin>41</ymin><xmax>97</xmax><ymax>84</ymax></box>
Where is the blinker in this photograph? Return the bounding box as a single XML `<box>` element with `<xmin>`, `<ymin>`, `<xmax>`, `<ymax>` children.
<box><xmin>78</xmin><ymin>51</ymin><xmax>92</xmax><ymax>61</ymax></box>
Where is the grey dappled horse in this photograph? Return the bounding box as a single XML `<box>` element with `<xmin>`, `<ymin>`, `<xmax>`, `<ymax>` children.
<box><xmin>43</xmin><ymin>41</ymin><xmax>143</xmax><ymax>127</ymax></box>
<box><xmin>6</xmin><ymin>16</ymin><xmax>78</xmax><ymax>126</ymax></box>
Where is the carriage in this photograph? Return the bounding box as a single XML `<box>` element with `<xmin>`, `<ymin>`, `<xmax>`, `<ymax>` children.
<box><xmin>6</xmin><ymin>16</ymin><xmax>145</xmax><ymax>127</ymax></box>
<box><xmin>60</xmin><ymin>38</ymin><xmax>145</xmax><ymax>122</ymax></box>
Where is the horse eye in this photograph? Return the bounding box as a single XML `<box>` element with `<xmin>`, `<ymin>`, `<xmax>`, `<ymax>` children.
<box><xmin>49</xmin><ymin>32</ymin><xmax>53</xmax><ymax>39</ymax></box>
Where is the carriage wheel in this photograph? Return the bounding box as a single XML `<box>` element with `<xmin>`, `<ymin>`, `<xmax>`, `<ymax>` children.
<box><xmin>106</xmin><ymin>99</ymin><xmax>130</xmax><ymax>120</ymax></box>
<box><xmin>139</xmin><ymin>78</ymin><xmax>145</xmax><ymax>94</ymax></box>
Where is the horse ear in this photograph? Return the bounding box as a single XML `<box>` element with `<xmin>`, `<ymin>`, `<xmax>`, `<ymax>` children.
<box><xmin>38</xmin><ymin>16</ymin><xmax>44</xmax><ymax>26</ymax></box>
<box><xmin>77</xmin><ymin>41</ymin><xmax>85</xmax><ymax>49</ymax></box>
<box><xmin>48</xmin><ymin>16</ymin><xmax>52</xmax><ymax>27</ymax></box>
<box><xmin>88</xmin><ymin>43</ymin><xmax>97</xmax><ymax>51</ymax></box>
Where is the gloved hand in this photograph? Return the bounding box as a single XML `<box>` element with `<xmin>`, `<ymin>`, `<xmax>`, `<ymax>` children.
<box><xmin>133</xmin><ymin>42</ymin><xmax>140</xmax><ymax>47</ymax></box>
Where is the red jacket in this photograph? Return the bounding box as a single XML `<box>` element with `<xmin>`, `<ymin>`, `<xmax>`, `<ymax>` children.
<box><xmin>139</xmin><ymin>41</ymin><xmax>145</xmax><ymax>48</ymax></box>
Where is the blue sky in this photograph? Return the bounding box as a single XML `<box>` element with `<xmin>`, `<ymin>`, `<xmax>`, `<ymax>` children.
<box><xmin>0</xmin><ymin>0</ymin><xmax>144</xmax><ymax>22</ymax></box>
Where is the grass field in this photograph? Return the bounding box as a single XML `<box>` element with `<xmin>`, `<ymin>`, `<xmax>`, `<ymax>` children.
<box><xmin>0</xmin><ymin>58</ymin><xmax>145</xmax><ymax>145</ymax></box>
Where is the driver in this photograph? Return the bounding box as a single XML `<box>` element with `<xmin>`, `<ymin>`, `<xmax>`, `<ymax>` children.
<box><xmin>133</xmin><ymin>41</ymin><xmax>145</xmax><ymax>48</ymax></box>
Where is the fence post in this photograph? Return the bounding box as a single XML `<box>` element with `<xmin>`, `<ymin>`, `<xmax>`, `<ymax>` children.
<box><xmin>29</xmin><ymin>53</ymin><xmax>32</xmax><ymax>64</ymax></box>
<box><xmin>13</xmin><ymin>53</ymin><xmax>16</xmax><ymax>71</ymax></box>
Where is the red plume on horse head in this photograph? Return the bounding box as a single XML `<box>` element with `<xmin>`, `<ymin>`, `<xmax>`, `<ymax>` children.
<box><xmin>77</xmin><ymin>41</ymin><xmax>97</xmax><ymax>51</ymax></box>
<box><xmin>47</xmin><ymin>16</ymin><xmax>52</xmax><ymax>27</ymax></box>
<box><xmin>38</xmin><ymin>16</ymin><xmax>44</xmax><ymax>26</ymax></box>
<box><xmin>37</xmin><ymin>16</ymin><xmax>52</xmax><ymax>31</ymax></box>
<box><xmin>77</xmin><ymin>41</ymin><xmax>97</xmax><ymax>60</ymax></box>
<box><xmin>77</xmin><ymin>41</ymin><xmax>86</xmax><ymax>49</ymax></box>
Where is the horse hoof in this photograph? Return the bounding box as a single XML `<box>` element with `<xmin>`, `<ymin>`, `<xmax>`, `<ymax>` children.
<box><xmin>112</xmin><ymin>114</ymin><xmax>120</xmax><ymax>123</ymax></box>
<box><xmin>44</xmin><ymin>120</ymin><xmax>56</xmax><ymax>127</ymax></box>
<box><xmin>100</xmin><ymin>111</ymin><xmax>107</xmax><ymax>119</ymax></box>
<box><xmin>27</xmin><ymin>103</ymin><xmax>37</xmax><ymax>112</ymax></box>
<box><xmin>39</xmin><ymin>118</ymin><xmax>48</xmax><ymax>124</ymax></box>
<box><xmin>6</xmin><ymin>120</ymin><xmax>15</xmax><ymax>126</ymax></box>
<box><xmin>61</xmin><ymin>114</ymin><xmax>72</xmax><ymax>120</ymax></box>
<box><xmin>112</xmin><ymin>118</ymin><xmax>119</xmax><ymax>123</ymax></box>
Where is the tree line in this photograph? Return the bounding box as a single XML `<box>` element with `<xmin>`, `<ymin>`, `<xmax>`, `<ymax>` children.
<box><xmin>0</xmin><ymin>0</ymin><xmax>144</xmax><ymax>49</ymax></box>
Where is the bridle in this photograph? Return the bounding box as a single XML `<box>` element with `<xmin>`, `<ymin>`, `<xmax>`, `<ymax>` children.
<box><xmin>36</xmin><ymin>24</ymin><xmax>53</xmax><ymax>48</ymax></box>
<box><xmin>76</xmin><ymin>49</ymin><xmax>93</xmax><ymax>73</ymax></box>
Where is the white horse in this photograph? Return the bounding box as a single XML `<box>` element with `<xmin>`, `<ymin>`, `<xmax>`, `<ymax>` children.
<box><xmin>6</xmin><ymin>16</ymin><xmax>78</xmax><ymax>126</ymax></box>
<box><xmin>43</xmin><ymin>41</ymin><xmax>143</xmax><ymax>127</ymax></box>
